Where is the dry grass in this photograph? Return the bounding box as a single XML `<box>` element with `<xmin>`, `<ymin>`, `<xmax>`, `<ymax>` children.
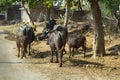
<box><xmin>1</xmin><ymin>22</ymin><xmax>120</xmax><ymax>80</ymax></box>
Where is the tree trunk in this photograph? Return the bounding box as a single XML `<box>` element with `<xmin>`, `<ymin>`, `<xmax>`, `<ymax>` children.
<box><xmin>78</xmin><ymin>0</ymin><xmax>82</xmax><ymax>11</ymax></box>
<box><xmin>64</xmin><ymin>3</ymin><xmax>69</xmax><ymax>27</ymax></box>
<box><xmin>46</xmin><ymin>7</ymin><xmax>50</xmax><ymax>21</ymax></box>
<box><xmin>5</xmin><ymin>3</ymin><xmax>8</xmax><ymax>21</ymax></box>
<box><xmin>5</xmin><ymin>8</ymin><xmax>8</xmax><ymax>21</ymax></box>
<box><xmin>22</xmin><ymin>5</ymin><xmax>34</xmax><ymax>25</ymax></box>
<box><xmin>114</xmin><ymin>9</ymin><xmax>120</xmax><ymax>29</ymax></box>
<box><xmin>90</xmin><ymin>0</ymin><xmax>106</xmax><ymax>58</ymax></box>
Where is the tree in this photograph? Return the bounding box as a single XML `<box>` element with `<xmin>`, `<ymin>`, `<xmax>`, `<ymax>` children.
<box><xmin>42</xmin><ymin>0</ymin><xmax>53</xmax><ymax>21</ymax></box>
<box><xmin>63</xmin><ymin>0</ymin><xmax>83</xmax><ymax>27</ymax></box>
<box><xmin>78</xmin><ymin>0</ymin><xmax>82</xmax><ymax>11</ymax></box>
<box><xmin>45</xmin><ymin>0</ymin><xmax>106</xmax><ymax>58</ymax></box>
<box><xmin>63</xmin><ymin>0</ymin><xmax>76</xmax><ymax>27</ymax></box>
<box><xmin>63</xmin><ymin>0</ymin><xmax>70</xmax><ymax>27</ymax></box>
<box><xmin>42</xmin><ymin>0</ymin><xmax>71</xmax><ymax>27</ymax></box>
<box><xmin>0</xmin><ymin>0</ymin><xmax>40</xmax><ymax>27</ymax></box>
<box><xmin>104</xmin><ymin>0</ymin><xmax>120</xmax><ymax>29</ymax></box>
<box><xmin>89</xmin><ymin>0</ymin><xmax>106</xmax><ymax>58</ymax></box>
<box><xmin>43</xmin><ymin>0</ymin><xmax>78</xmax><ymax>27</ymax></box>
<box><xmin>19</xmin><ymin>0</ymin><xmax>40</xmax><ymax>26</ymax></box>
<box><xmin>0</xmin><ymin>0</ymin><xmax>12</xmax><ymax>21</ymax></box>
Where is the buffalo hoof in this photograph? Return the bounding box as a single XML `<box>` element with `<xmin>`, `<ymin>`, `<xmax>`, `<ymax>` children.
<box><xmin>69</xmin><ymin>56</ymin><xmax>72</xmax><ymax>58</ymax></box>
<box><xmin>24</xmin><ymin>57</ymin><xmax>27</xmax><ymax>59</ymax></box>
<box><xmin>28</xmin><ymin>54</ymin><xmax>31</xmax><ymax>56</ymax></box>
<box><xmin>55</xmin><ymin>61</ymin><xmax>59</xmax><ymax>63</ymax></box>
<box><xmin>72</xmin><ymin>55</ymin><xmax>74</xmax><ymax>57</ymax></box>
<box><xmin>59</xmin><ymin>64</ymin><xmax>62</xmax><ymax>67</ymax></box>
<box><xmin>21</xmin><ymin>57</ymin><xmax>23</xmax><ymax>59</ymax></box>
<box><xmin>24</xmin><ymin>56</ymin><xmax>27</xmax><ymax>59</ymax></box>
<box><xmin>50</xmin><ymin>60</ymin><xmax>53</xmax><ymax>63</ymax></box>
<box><xmin>18</xmin><ymin>55</ymin><xmax>20</xmax><ymax>57</ymax></box>
<box><xmin>83</xmin><ymin>54</ymin><xmax>85</xmax><ymax>58</ymax></box>
<box><xmin>46</xmin><ymin>42</ymin><xmax>49</xmax><ymax>45</ymax></box>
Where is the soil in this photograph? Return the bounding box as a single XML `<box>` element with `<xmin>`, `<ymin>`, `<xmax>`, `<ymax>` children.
<box><xmin>2</xmin><ymin>21</ymin><xmax>120</xmax><ymax>80</ymax></box>
<box><xmin>0</xmin><ymin>32</ymin><xmax>48</xmax><ymax>80</ymax></box>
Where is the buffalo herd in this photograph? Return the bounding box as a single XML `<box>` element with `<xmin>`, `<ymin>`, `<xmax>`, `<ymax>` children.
<box><xmin>16</xmin><ymin>19</ymin><xmax>87</xmax><ymax>67</ymax></box>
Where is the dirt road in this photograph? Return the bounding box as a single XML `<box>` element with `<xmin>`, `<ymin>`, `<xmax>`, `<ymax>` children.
<box><xmin>0</xmin><ymin>30</ymin><xmax>120</xmax><ymax>80</ymax></box>
<box><xmin>0</xmin><ymin>30</ymin><xmax>48</xmax><ymax>80</ymax></box>
<box><xmin>0</xmin><ymin>30</ymin><xmax>95</xmax><ymax>80</ymax></box>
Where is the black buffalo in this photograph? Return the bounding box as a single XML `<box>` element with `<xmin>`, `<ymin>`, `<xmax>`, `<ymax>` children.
<box><xmin>48</xmin><ymin>25</ymin><xmax>68</xmax><ymax>67</ymax></box>
<box><xmin>16</xmin><ymin>24</ymin><xmax>35</xmax><ymax>59</ymax></box>
<box><xmin>67</xmin><ymin>33</ymin><xmax>86</xmax><ymax>58</ymax></box>
<box><xmin>36</xmin><ymin>19</ymin><xmax>56</xmax><ymax>40</ymax></box>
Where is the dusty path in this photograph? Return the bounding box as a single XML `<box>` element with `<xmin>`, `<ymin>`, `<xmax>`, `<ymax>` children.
<box><xmin>0</xmin><ymin>30</ymin><xmax>96</xmax><ymax>80</ymax></box>
<box><xmin>0</xmin><ymin>30</ymin><xmax>120</xmax><ymax>80</ymax></box>
<box><xmin>0</xmin><ymin>30</ymin><xmax>48</xmax><ymax>80</ymax></box>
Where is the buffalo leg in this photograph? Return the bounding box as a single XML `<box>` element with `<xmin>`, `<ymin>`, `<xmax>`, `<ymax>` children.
<box><xmin>63</xmin><ymin>48</ymin><xmax>66</xmax><ymax>54</ymax></box>
<box><xmin>23</xmin><ymin>46</ymin><xmax>27</xmax><ymax>59</ymax></box>
<box><xmin>50</xmin><ymin>51</ymin><xmax>54</xmax><ymax>63</ymax></box>
<box><xmin>72</xmin><ymin>48</ymin><xmax>75</xmax><ymax>57</ymax></box>
<box><xmin>21</xmin><ymin>45</ymin><xmax>27</xmax><ymax>59</ymax></box>
<box><xmin>69</xmin><ymin>47</ymin><xmax>72</xmax><ymax>58</ymax></box>
<box><xmin>59</xmin><ymin>50</ymin><xmax>63</xmax><ymax>67</ymax></box>
<box><xmin>82</xmin><ymin>46</ymin><xmax>86</xmax><ymax>58</ymax></box>
<box><xmin>55</xmin><ymin>50</ymin><xmax>59</xmax><ymax>63</ymax></box>
<box><xmin>23</xmin><ymin>52</ymin><xmax>27</xmax><ymax>59</ymax></box>
<box><xmin>28</xmin><ymin>43</ymin><xmax>31</xmax><ymax>56</ymax></box>
<box><xmin>21</xmin><ymin>48</ymin><xmax>24</xmax><ymax>59</ymax></box>
<box><xmin>17</xmin><ymin>47</ymin><xmax>20</xmax><ymax>57</ymax></box>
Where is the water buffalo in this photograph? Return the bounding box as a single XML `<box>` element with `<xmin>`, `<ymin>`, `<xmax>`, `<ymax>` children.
<box><xmin>48</xmin><ymin>25</ymin><xmax>68</xmax><ymax>67</ymax></box>
<box><xmin>16</xmin><ymin>24</ymin><xmax>35</xmax><ymax>59</ymax></box>
<box><xmin>67</xmin><ymin>33</ymin><xmax>86</xmax><ymax>58</ymax></box>
<box><xmin>46</xmin><ymin>19</ymin><xmax>56</xmax><ymax>30</ymax></box>
<box><xmin>36</xmin><ymin>19</ymin><xmax>56</xmax><ymax>40</ymax></box>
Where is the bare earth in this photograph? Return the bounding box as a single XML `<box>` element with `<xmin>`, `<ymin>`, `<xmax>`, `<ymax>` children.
<box><xmin>1</xmin><ymin>23</ymin><xmax>120</xmax><ymax>80</ymax></box>
<box><xmin>0</xmin><ymin>30</ymin><xmax>48</xmax><ymax>80</ymax></box>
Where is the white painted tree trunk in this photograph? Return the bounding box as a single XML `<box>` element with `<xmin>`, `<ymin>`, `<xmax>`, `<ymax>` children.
<box><xmin>64</xmin><ymin>2</ymin><xmax>69</xmax><ymax>27</ymax></box>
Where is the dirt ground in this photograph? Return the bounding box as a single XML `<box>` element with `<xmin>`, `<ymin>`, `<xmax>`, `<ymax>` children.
<box><xmin>0</xmin><ymin>32</ymin><xmax>49</xmax><ymax>80</ymax></box>
<box><xmin>1</xmin><ymin>21</ymin><xmax>120</xmax><ymax>80</ymax></box>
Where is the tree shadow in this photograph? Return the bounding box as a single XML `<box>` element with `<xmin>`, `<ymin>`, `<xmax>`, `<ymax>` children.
<box><xmin>31</xmin><ymin>50</ymin><xmax>51</xmax><ymax>58</ymax></box>
<box><xmin>0</xmin><ymin>30</ymin><xmax>10</xmax><ymax>34</ymax></box>
<box><xmin>0</xmin><ymin>61</ymin><xmax>48</xmax><ymax>64</ymax></box>
<box><xmin>68</xmin><ymin>58</ymin><xmax>104</xmax><ymax>68</ymax></box>
<box><xmin>107</xmin><ymin>44</ymin><xmax>120</xmax><ymax>51</ymax></box>
<box><xmin>68</xmin><ymin>47</ymin><xmax>93</xmax><ymax>58</ymax></box>
<box><xmin>85</xmin><ymin>54</ymin><xmax>93</xmax><ymax>58</ymax></box>
<box><xmin>86</xmin><ymin>48</ymin><xmax>92</xmax><ymax>52</ymax></box>
<box><xmin>106</xmin><ymin>44</ymin><xmax>120</xmax><ymax>56</ymax></box>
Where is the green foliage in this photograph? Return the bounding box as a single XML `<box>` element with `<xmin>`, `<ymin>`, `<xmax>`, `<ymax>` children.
<box><xmin>0</xmin><ymin>0</ymin><xmax>11</xmax><ymax>5</ymax></box>
<box><xmin>0</xmin><ymin>0</ymin><xmax>12</xmax><ymax>9</ymax></box>
<box><xmin>27</xmin><ymin>0</ymin><xmax>40</xmax><ymax>9</ymax></box>
<box><xmin>43</xmin><ymin>0</ymin><xmax>53</xmax><ymax>8</ymax></box>
<box><xmin>0</xmin><ymin>0</ymin><xmax>41</xmax><ymax>11</ymax></box>
<box><xmin>100</xmin><ymin>0</ymin><xmax>120</xmax><ymax>15</ymax></box>
<box><xmin>99</xmin><ymin>2</ymin><xmax>112</xmax><ymax>17</ymax></box>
